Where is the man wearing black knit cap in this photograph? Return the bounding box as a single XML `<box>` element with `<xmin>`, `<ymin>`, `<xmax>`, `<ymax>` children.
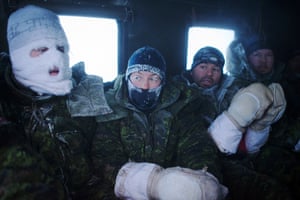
<box><xmin>174</xmin><ymin>46</ymin><xmax>226</xmax><ymax>89</ymax></box>
<box><xmin>190</xmin><ymin>46</ymin><xmax>225</xmax><ymax>88</ymax></box>
<box><xmin>93</xmin><ymin>45</ymin><xmax>228</xmax><ymax>200</ymax></box>
<box><xmin>172</xmin><ymin>44</ymin><xmax>296</xmax><ymax>200</ymax></box>
<box><xmin>125</xmin><ymin>46</ymin><xmax>166</xmax><ymax>111</ymax></box>
<box><xmin>173</xmin><ymin>46</ymin><xmax>237</xmax><ymax>118</ymax></box>
<box><xmin>227</xmin><ymin>33</ymin><xmax>284</xmax><ymax>84</ymax></box>
<box><xmin>208</xmin><ymin>34</ymin><xmax>300</xmax><ymax>200</ymax></box>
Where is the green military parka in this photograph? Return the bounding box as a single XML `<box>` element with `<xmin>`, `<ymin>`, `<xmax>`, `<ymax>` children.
<box><xmin>91</xmin><ymin>74</ymin><xmax>223</xmax><ymax>199</ymax></box>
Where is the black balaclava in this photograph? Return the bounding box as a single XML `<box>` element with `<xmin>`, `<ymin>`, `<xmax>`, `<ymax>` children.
<box><xmin>126</xmin><ymin>46</ymin><xmax>166</xmax><ymax>111</ymax></box>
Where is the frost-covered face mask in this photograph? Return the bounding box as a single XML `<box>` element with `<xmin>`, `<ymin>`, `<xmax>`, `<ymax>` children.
<box><xmin>10</xmin><ymin>39</ymin><xmax>73</xmax><ymax>96</ymax></box>
<box><xmin>127</xmin><ymin>79</ymin><xmax>162</xmax><ymax>111</ymax></box>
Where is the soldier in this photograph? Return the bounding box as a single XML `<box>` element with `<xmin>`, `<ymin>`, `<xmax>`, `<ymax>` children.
<box><xmin>0</xmin><ymin>5</ymin><xmax>112</xmax><ymax>199</ymax></box>
<box><xmin>226</xmin><ymin>33</ymin><xmax>285</xmax><ymax>86</ymax></box>
<box><xmin>172</xmin><ymin>46</ymin><xmax>238</xmax><ymax>125</ymax></box>
<box><xmin>173</xmin><ymin>46</ymin><xmax>296</xmax><ymax>199</ymax></box>
<box><xmin>92</xmin><ymin>46</ymin><xmax>228</xmax><ymax>200</ymax></box>
<box><xmin>207</xmin><ymin>34</ymin><xmax>300</xmax><ymax>199</ymax></box>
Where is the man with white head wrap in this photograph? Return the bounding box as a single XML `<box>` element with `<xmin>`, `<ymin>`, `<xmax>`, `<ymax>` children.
<box><xmin>0</xmin><ymin>4</ymin><xmax>112</xmax><ymax>199</ymax></box>
<box><xmin>7</xmin><ymin>4</ymin><xmax>72</xmax><ymax>95</ymax></box>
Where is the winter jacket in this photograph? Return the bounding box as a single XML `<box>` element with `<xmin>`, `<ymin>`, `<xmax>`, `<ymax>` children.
<box><xmin>91</xmin><ymin>75</ymin><xmax>222</xmax><ymax>199</ymax></box>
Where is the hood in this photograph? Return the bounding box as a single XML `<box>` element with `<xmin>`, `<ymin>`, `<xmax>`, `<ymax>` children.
<box><xmin>226</xmin><ymin>40</ymin><xmax>284</xmax><ymax>84</ymax></box>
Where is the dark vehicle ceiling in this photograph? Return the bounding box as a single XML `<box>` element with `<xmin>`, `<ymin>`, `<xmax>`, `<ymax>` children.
<box><xmin>1</xmin><ymin>0</ymin><xmax>300</xmax><ymax>75</ymax></box>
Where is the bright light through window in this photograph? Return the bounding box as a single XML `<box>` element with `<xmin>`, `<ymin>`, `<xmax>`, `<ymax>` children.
<box><xmin>59</xmin><ymin>15</ymin><xmax>118</xmax><ymax>82</ymax></box>
<box><xmin>187</xmin><ymin>27</ymin><xmax>235</xmax><ymax>73</ymax></box>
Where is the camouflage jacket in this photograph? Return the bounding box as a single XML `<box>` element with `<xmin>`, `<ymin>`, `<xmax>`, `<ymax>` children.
<box><xmin>0</xmin><ymin>53</ymin><xmax>111</xmax><ymax>200</ymax></box>
<box><xmin>92</xmin><ymin>75</ymin><xmax>223</xmax><ymax>199</ymax></box>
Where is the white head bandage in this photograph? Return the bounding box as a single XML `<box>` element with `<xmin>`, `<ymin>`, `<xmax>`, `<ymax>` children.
<box><xmin>7</xmin><ymin>5</ymin><xmax>72</xmax><ymax>95</ymax></box>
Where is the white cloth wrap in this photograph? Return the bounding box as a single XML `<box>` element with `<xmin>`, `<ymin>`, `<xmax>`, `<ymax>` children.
<box><xmin>208</xmin><ymin>112</ymin><xmax>243</xmax><ymax>154</ymax></box>
<box><xmin>10</xmin><ymin>39</ymin><xmax>72</xmax><ymax>96</ymax></box>
<box><xmin>114</xmin><ymin>162</ymin><xmax>162</xmax><ymax>200</ymax></box>
<box><xmin>7</xmin><ymin>5</ymin><xmax>68</xmax><ymax>53</ymax></box>
<box><xmin>115</xmin><ymin>162</ymin><xmax>228</xmax><ymax>200</ymax></box>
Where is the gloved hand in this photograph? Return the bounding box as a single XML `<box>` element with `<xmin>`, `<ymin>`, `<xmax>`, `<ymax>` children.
<box><xmin>225</xmin><ymin>82</ymin><xmax>273</xmax><ymax>129</ymax></box>
<box><xmin>208</xmin><ymin>83</ymin><xmax>273</xmax><ymax>154</ymax></box>
<box><xmin>249</xmin><ymin>83</ymin><xmax>286</xmax><ymax>131</ymax></box>
<box><xmin>243</xmin><ymin>83</ymin><xmax>286</xmax><ymax>153</ymax></box>
<box><xmin>114</xmin><ymin>162</ymin><xmax>228</xmax><ymax>200</ymax></box>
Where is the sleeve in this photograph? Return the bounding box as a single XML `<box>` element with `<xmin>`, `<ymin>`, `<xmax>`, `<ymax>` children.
<box><xmin>90</xmin><ymin>119</ymin><xmax>129</xmax><ymax>198</ymax></box>
<box><xmin>173</xmin><ymin>100</ymin><xmax>223</xmax><ymax>181</ymax></box>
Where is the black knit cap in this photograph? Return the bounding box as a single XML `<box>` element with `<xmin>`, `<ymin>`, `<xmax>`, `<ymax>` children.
<box><xmin>242</xmin><ymin>33</ymin><xmax>273</xmax><ymax>56</ymax></box>
<box><xmin>191</xmin><ymin>46</ymin><xmax>225</xmax><ymax>70</ymax></box>
<box><xmin>126</xmin><ymin>46</ymin><xmax>166</xmax><ymax>81</ymax></box>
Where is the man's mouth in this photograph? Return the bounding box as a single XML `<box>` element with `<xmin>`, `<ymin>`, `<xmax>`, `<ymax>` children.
<box><xmin>202</xmin><ymin>78</ymin><xmax>213</xmax><ymax>83</ymax></box>
<box><xmin>49</xmin><ymin>66</ymin><xmax>60</xmax><ymax>76</ymax></box>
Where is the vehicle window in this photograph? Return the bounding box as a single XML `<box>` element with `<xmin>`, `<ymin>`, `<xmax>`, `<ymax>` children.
<box><xmin>59</xmin><ymin>15</ymin><xmax>118</xmax><ymax>82</ymax></box>
<box><xmin>186</xmin><ymin>27</ymin><xmax>235</xmax><ymax>73</ymax></box>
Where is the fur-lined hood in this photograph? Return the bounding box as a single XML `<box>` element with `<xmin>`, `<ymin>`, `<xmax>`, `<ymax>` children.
<box><xmin>226</xmin><ymin>40</ymin><xmax>285</xmax><ymax>85</ymax></box>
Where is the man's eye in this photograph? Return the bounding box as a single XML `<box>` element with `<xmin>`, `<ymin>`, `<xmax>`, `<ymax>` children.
<box><xmin>30</xmin><ymin>47</ymin><xmax>49</xmax><ymax>57</ymax></box>
<box><xmin>213</xmin><ymin>67</ymin><xmax>220</xmax><ymax>72</ymax></box>
<box><xmin>38</xmin><ymin>47</ymin><xmax>49</xmax><ymax>53</ymax></box>
<box><xmin>150</xmin><ymin>76</ymin><xmax>160</xmax><ymax>81</ymax></box>
<box><xmin>199</xmin><ymin>64</ymin><xmax>207</xmax><ymax>69</ymax></box>
<box><xmin>57</xmin><ymin>46</ymin><xmax>65</xmax><ymax>53</ymax></box>
<box><xmin>132</xmin><ymin>75</ymin><xmax>141</xmax><ymax>81</ymax></box>
<box><xmin>253</xmin><ymin>53</ymin><xmax>261</xmax><ymax>57</ymax></box>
